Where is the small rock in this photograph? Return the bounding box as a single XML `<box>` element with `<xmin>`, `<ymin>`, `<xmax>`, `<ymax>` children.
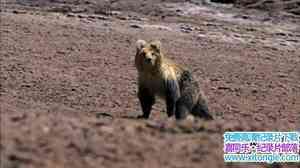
<box><xmin>180</xmin><ymin>24</ymin><xmax>194</xmax><ymax>33</ymax></box>
<box><xmin>275</xmin><ymin>32</ymin><xmax>287</xmax><ymax>36</ymax></box>
<box><xmin>87</xmin><ymin>15</ymin><xmax>96</xmax><ymax>19</ymax></box>
<box><xmin>77</xmin><ymin>14</ymin><xmax>86</xmax><ymax>18</ymax></box>
<box><xmin>87</xmin><ymin>15</ymin><xmax>109</xmax><ymax>20</ymax></box>
<box><xmin>241</xmin><ymin>15</ymin><xmax>250</xmax><ymax>19</ymax></box>
<box><xmin>277</xmin><ymin>73</ymin><xmax>288</xmax><ymax>78</ymax></box>
<box><xmin>246</xmin><ymin>27</ymin><xmax>257</xmax><ymax>32</ymax></box>
<box><xmin>279</xmin><ymin>42</ymin><xmax>288</xmax><ymax>46</ymax></box>
<box><xmin>251</xmin><ymin>89</ymin><xmax>258</xmax><ymax>94</ymax></box>
<box><xmin>205</xmin><ymin>23</ymin><xmax>218</xmax><ymax>27</ymax></box>
<box><xmin>96</xmin><ymin>15</ymin><xmax>109</xmax><ymax>20</ymax></box>
<box><xmin>12</xmin><ymin>10</ymin><xmax>26</xmax><ymax>14</ymax></box>
<box><xmin>217</xmin><ymin>86</ymin><xmax>232</xmax><ymax>91</ymax></box>
<box><xmin>234</xmin><ymin>14</ymin><xmax>250</xmax><ymax>20</ymax></box>
<box><xmin>109</xmin><ymin>11</ymin><xmax>122</xmax><ymax>16</ymax></box>
<box><xmin>116</xmin><ymin>16</ymin><xmax>128</xmax><ymax>20</ymax></box>
<box><xmin>95</xmin><ymin>112</ymin><xmax>113</xmax><ymax>119</ymax></box>
<box><xmin>66</xmin><ymin>13</ymin><xmax>76</xmax><ymax>17</ymax></box>
<box><xmin>71</xmin><ymin>8</ymin><xmax>87</xmax><ymax>13</ymax></box>
<box><xmin>130</xmin><ymin>24</ymin><xmax>143</xmax><ymax>29</ymax></box>
<box><xmin>128</xmin><ymin>15</ymin><xmax>143</xmax><ymax>21</ymax></box>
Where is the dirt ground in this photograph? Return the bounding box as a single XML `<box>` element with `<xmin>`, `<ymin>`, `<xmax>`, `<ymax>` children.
<box><xmin>1</xmin><ymin>0</ymin><xmax>300</xmax><ymax>168</ymax></box>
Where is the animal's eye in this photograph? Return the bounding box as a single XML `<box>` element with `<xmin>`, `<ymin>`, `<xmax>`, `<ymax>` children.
<box><xmin>140</xmin><ymin>52</ymin><xmax>146</xmax><ymax>57</ymax></box>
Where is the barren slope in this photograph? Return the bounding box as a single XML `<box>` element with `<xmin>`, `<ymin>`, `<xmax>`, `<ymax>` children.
<box><xmin>1</xmin><ymin>1</ymin><xmax>300</xmax><ymax>168</ymax></box>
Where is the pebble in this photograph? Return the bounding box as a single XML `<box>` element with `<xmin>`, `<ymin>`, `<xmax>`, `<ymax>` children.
<box><xmin>130</xmin><ymin>24</ymin><xmax>143</xmax><ymax>29</ymax></box>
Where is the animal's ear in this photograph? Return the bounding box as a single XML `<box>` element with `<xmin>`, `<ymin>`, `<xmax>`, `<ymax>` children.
<box><xmin>150</xmin><ymin>40</ymin><xmax>161</xmax><ymax>52</ymax></box>
<box><xmin>136</xmin><ymin>40</ymin><xmax>146</xmax><ymax>51</ymax></box>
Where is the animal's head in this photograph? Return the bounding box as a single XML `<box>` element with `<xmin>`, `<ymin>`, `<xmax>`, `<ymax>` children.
<box><xmin>135</xmin><ymin>40</ymin><xmax>163</xmax><ymax>72</ymax></box>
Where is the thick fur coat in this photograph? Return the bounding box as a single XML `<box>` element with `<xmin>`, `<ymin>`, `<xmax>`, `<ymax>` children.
<box><xmin>135</xmin><ymin>40</ymin><xmax>213</xmax><ymax>120</ymax></box>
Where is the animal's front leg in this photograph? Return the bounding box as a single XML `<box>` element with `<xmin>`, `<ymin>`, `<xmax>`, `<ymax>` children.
<box><xmin>137</xmin><ymin>87</ymin><xmax>155</xmax><ymax>119</ymax></box>
<box><xmin>165</xmin><ymin>80</ymin><xmax>180</xmax><ymax>118</ymax></box>
<box><xmin>166</xmin><ymin>96</ymin><xmax>176</xmax><ymax>117</ymax></box>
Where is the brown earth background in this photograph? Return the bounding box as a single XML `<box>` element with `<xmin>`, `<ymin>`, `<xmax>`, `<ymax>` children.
<box><xmin>1</xmin><ymin>0</ymin><xmax>300</xmax><ymax>168</ymax></box>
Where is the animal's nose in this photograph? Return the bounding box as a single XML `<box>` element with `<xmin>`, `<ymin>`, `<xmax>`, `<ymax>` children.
<box><xmin>145</xmin><ymin>58</ymin><xmax>152</xmax><ymax>63</ymax></box>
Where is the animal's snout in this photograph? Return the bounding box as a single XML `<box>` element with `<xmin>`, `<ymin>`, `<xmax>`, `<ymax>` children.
<box><xmin>145</xmin><ymin>58</ymin><xmax>152</xmax><ymax>63</ymax></box>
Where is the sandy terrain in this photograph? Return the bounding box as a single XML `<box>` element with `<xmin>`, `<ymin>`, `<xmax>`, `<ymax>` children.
<box><xmin>1</xmin><ymin>0</ymin><xmax>300</xmax><ymax>168</ymax></box>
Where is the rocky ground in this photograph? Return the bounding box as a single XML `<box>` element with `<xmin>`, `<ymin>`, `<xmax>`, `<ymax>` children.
<box><xmin>1</xmin><ymin>0</ymin><xmax>300</xmax><ymax>168</ymax></box>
